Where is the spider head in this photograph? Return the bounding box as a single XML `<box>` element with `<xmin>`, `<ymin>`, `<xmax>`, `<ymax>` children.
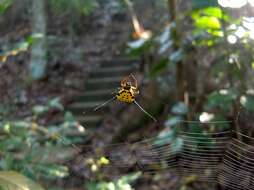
<box><xmin>122</xmin><ymin>81</ymin><xmax>132</xmax><ymax>88</ymax></box>
<box><xmin>123</xmin><ymin>85</ymin><xmax>131</xmax><ymax>90</ymax></box>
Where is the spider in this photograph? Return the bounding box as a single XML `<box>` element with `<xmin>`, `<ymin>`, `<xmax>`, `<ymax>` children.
<box><xmin>116</xmin><ymin>74</ymin><xmax>139</xmax><ymax>103</ymax></box>
<box><xmin>93</xmin><ymin>74</ymin><xmax>157</xmax><ymax>122</ymax></box>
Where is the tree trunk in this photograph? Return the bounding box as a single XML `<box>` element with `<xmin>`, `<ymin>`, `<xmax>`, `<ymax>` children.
<box><xmin>167</xmin><ymin>0</ymin><xmax>185</xmax><ymax>102</ymax></box>
<box><xmin>29</xmin><ymin>0</ymin><xmax>47</xmax><ymax>80</ymax></box>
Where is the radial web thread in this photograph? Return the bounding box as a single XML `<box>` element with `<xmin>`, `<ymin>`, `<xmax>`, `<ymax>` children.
<box><xmin>76</xmin><ymin>128</ymin><xmax>254</xmax><ymax>189</ymax></box>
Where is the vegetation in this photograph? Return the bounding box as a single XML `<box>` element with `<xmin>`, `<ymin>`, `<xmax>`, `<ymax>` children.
<box><xmin>0</xmin><ymin>0</ymin><xmax>254</xmax><ymax>189</ymax></box>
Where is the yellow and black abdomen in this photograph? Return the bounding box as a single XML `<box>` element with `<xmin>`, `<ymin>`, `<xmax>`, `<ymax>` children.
<box><xmin>116</xmin><ymin>88</ymin><xmax>135</xmax><ymax>103</ymax></box>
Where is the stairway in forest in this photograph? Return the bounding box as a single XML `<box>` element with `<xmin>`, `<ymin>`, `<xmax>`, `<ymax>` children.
<box><xmin>67</xmin><ymin>58</ymin><xmax>139</xmax><ymax>128</ymax></box>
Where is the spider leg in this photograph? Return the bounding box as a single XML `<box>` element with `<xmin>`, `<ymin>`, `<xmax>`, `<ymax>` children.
<box><xmin>130</xmin><ymin>73</ymin><xmax>138</xmax><ymax>88</ymax></box>
<box><xmin>121</xmin><ymin>76</ymin><xmax>128</xmax><ymax>87</ymax></box>
<box><xmin>131</xmin><ymin>87</ymin><xmax>139</xmax><ymax>95</ymax></box>
<box><xmin>93</xmin><ymin>96</ymin><xmax>117</xmax><ymax>112</ymax></box>
<box><xmin>112</xmin><ymin>88</ymin><xmax>119</xmax><ymax>95</ymax></box>
<box><xmin>134</xmin><ymin>100</ymin><xmax>157</xmax><ymax>122</ymax></box>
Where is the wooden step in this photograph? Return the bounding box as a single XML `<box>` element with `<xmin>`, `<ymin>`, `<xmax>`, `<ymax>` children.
<box><xmin>87</xmin><ymin>76</ymin><xmax>123</xmax><ymax>83</ymax></box>
<box><xmin>100</xmin><ymin>58</ymin><xmax>139</xmax><ymax>68</ymax></box>
<box><xmin>62</xmin><ymin>129</ymin><xmax>87</xmax><ymax>137</ymax></box>
<box><xmin>55</xmin><ymin>114</ymin><xmax>103</xmax><ymax>129</ymax></box>
<box><xmin>85</xmin><ymin>77</ymin><xmax>121</xmax><ymax>90</ymax></box>
<box><xmin>69</xmin><ymin>57</ymin><xmax>138</xmax><ymax>128</ymax></box>
<box><xmin>68</xmin><ymin>101</ymin><xmax>110</xmax><ymax>113</ymax></box>
<box><xmin>90</xmin><ymin>67</ymin><xmax>134</xmax><ymax>78</ymax></box>
<box><xmin>73</xmin><ymin>89</ymin><xmax>115</xmax><ymax>102</ymax></box>
<box><xmin>75</xmin><ymin>115</ymin><xmax>103</xmax><ymax>127</ymax></box>
<box><xmin>91</xmin><ymin>65</ymin><xmax>135</xmax><ymax>73</ymax></box>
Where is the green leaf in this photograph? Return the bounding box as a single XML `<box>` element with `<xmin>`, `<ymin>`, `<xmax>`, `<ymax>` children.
<box><xmin>240</xmin><ymin>95</ymin><xmax>254</xmax><ymax>112</ymax></box>
<box><xmin>11</xmin><ymin>121</ymin><xmax>30</xmax><ymax>129</ymax></box>
<box><xmin>212</xmin><ymin>115</ymin><xmax>230</xmax><ymax>129</ymax></box>
<box><xmin>126</xmin><ymin>38</ymin><xmax>152</xmax><ymax>57</ymax></box>
<box><xmin>0</xmin><ymin>171</ymin><xmax>45</xmax><ymax>190</ymax></box>
<box><xmin>32</xmin><ymin>105</ymin><xmax>49</xmax><ymax>115</ymax></box>
<box><xmin>0</xmin><ymin>154</ymin><xmax>14</xmax><ymax>170</ymax></box>
<box><xmin>171</xmin><ymin>137</ymin><xmax>183</xmax><ymax>153</ymax></box>
<box><xmin>202</xmin><ymin>7</ymin><xmax>223</xmax><ymax>18</ymax></box>
<box><xmin>191</xmin><ymin>7</ymin><xmax>226</xmax><ymax>37</ymax></box>
<box><xmin>169</xmin><ymin>49</ymin><xmax>183</xmax><ymax>63</ymax></box>
<box><xmin>117</xmin><ymin>172</ymin><xmax>141</xmax><ymax>186</ymax></box>
<box><xmin>87</xmin><ymin>172</ymin><xmax>141</xmax><ymax>190</ymax></box>
<box><xmin>127</xmin><ymin>38</ymin><xmax>147</xmax><ymax>49</ymax></box>
<box><xmin>158</xmin><ymin>41</ymin><xmax>173</xmax><ymax>54</ymax></box>
<box><xmin>0</xmin><ymin>0</ymin><xmax>13</xmax><ymax>15</ymax></box>
<box><xmin>165</xmin><ymin>116</ymin><xmax>183</xmax><ymax>128</ymax></box>
<box><xmin>195</xmin><ymin>16</ymin><xmax>221</xmax><ymax>29</ymax></box>
<box><xmin>205</xmin><ymin>89</ymin><xmax>237</xmax><ymax>112</ymax></box>
<box><xmin>156</xmin><ymin>25</ymin><xmax>172</xmax><ymax>44</ymax></box>
<box><xmin>0</xmin><ymin>136</ymin><xmax>25</xmax><ymax>152</ymax></box>
<box><xmin>50</xmin><ymin>0</ymin><xmax>97</xmax><ymax>16</ymax></box>
<box><xmin>5</xmin><ymin>121</ymin><xmax>29</xmax><ymax>137</ymax></box>
<box><xmin>64</xmin><ymin>111</ymin><xmax>75</xmax><ymax>122</ymax></box>
<box><xmin>81</xmin><ymin>0</ymin><xmax>98</xmax><ymax>15</ymax></box>
<box><xmin>48</xmin><ymin>97</ymin><xmax>64</xmax><ymax>111</ymax></box>
<box><xmin>192</xmin><ymin>0</ymin><xmax>218</xmax><ymax>9</ymax></box>
<box><xmin>154</xmin><ymin>129</ymin><xmax>174</xmax><ymax>146</ymax></box>
<box><xmin>35</xmin><ymin>164</ymin><xmax>69</xmax><ymax>179</ymax></box>
<box><xmin>149</xmin><ymin>58</ymin><xmax>169</xmax><ymax>76</ymax></box>
<box><xmin>171</xmin><ymin>102</ymin><xmax>188</xmax><ymax>115</ymax></box>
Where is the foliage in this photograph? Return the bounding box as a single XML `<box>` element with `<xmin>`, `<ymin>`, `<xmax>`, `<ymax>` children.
<box><xmin>0</xmin><ymin>39</ymin><xmax>31</xmax><ymax>64</ymax></box>
<box><xmin>2</xmin><ymin>0</ymin><xmax>254</xmax><ymax>189</ymax></box>
<box><xmin>192</xmin><ymin>0</ymin><xmax>218</xmax><ymax>8</ymax></box>
<box><xmin>87</xmin><ymin>172</ymin><xmax>141</xmax><ymax>190</ymax></box>
<box><xmin>33</xmin><ymin>97</ymin><xmax>64</xmax><ymax>116</ymax></box>
<box><xmin>127</xmin><ymin>38</ymin><xmax>153</xmax><ymax>58</ymax></box>
<box><xmin>171</xmin><ymin>102</ymin><xmax>188</xmax><ymax>115</ymax></box>
<box><xmin>0</xmin><ymin>171</ymin><xmax>45</xmax><ymax>190</ymax></box>
<box><xmin>49</xmin><ymin>0</ymin><xmax>98</xmax><ymax>16</ymax></box>
<box><xmin>240</xmin><ymin>95</ymin><xmax>254</xmax><ymax>112</ymax></box>
<box><xmin>0</xmin><ymin>0</ymin><xmax>12</xmax><ymax>15</ymax></box>
<box><xmin>125</xmin><ymin>2</ymin><xmax>254</xmax><ymax>167</ymax></box>
<box><xmin>191</xmin><ymin>7</ymin><xmax>225</xmax><ymax>38</ymax></box>
<box><xmin>205</xmin><ymin>89</ymin><xmax>238</xmax><ymax>112</ymax></box>
<box><xmin>154</xmin><ymin>102</ymin><xmax>187</xmax><ymax>153</ymax></box>
<box><xmin>127</xmin><ymin>0</ymin><xmax>254</xmax><ymax>127</ymax></box>
<box><xmin>0</xmin><ymin>97</ymin><xmax>84</xmax><ymax>189</ymax></box>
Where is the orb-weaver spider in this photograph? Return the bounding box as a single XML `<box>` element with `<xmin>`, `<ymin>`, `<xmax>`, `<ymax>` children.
<box><xmin>93</xmin><ymin>74</ymin><xmax>157</xmax><ymax>122</ymax></box>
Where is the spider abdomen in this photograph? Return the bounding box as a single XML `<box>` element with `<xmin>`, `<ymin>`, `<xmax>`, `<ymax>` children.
<box><xmin>116</xmin><ymin>88</ymin><xmax>135</xmax><ymax>103</ymax></box>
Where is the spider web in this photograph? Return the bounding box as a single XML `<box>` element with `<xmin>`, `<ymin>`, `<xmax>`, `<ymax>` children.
<box><xmin>218</xmin><ymin>131</ymin><xmax>254</xmax><ymax>190</ymax></box>
<box><xmin>101</xmin><ymin>129</ymin><xmax>229</xmax><ymax>174</ymax></box>
<box><xmin>41</xmin><ymin>118</ymin><xmax>254</xmax><ymax>190</ymax></box>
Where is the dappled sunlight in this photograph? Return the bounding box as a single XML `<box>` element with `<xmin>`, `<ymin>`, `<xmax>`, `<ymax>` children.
<box><xmin>124</xmin><ymin>0</ymin><xmax>152</xmax><ymax>40</ymax></box>
<box><xmin>243</xmin><ymin>17</ymin><xmax>254</xmax><ymax>39</ymax></box>
<box><xmin>249</xmin><ymin>0</ymin><xmax>254</xmax><ymax>6</ymax></box>
<box><xmin>218</xmin><ymin>0</ymin><xmax>247</xmax><ymax>8</ymax></box>
<box><xmin>218</xmin><ymin>0</ymin><xmax>254</xmax><ymax>8</ymax></box>
<box><xmin>227</xmin><ymin>34</ymin><xmax>237</xmax><ymax>44</ymax></box>
<box><xmin>226</xmin><ymin>17</ymin><xmax>254</xmax><ymax>44</ymax></box>
<box><xmin>199</xmin><ymin>112</ymin><xmax>215</xmax><ymax>123</ymax></box>
<box><xmin>132</xmin><ymin>15</ymin><xmax>152</xmax><ymax>39</ymax></box>
<box><xmin>77</xmin><ymin>123</ymin><xmax>86</xmax><ymax>132</ymax></box>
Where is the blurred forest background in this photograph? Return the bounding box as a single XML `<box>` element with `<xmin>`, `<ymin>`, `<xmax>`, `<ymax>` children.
<box><xmin>1</xmin><ymin>0</ymin><xmax>254</xmax><ymax>189</ymax></box>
